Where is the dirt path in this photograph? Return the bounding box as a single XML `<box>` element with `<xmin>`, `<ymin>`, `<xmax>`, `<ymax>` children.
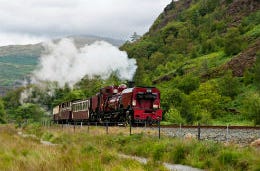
<box><xmin>118</xmin><ymin>153</ymin><xmax>203</xmax><ymax>171</ymax></box>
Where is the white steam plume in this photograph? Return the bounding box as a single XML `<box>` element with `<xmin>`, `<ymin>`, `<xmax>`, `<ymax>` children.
<box><xmin>32</xmin><ymin>38</ymin><xmax>137</xmax><ymax>87</ymax></box>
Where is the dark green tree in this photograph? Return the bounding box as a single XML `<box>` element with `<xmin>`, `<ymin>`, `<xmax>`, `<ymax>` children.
<box><xmin>175</xmin><ymin>74</ymin><xmax>200</xmax><ymax>94</ymax></box>
<box><xmin>243</xmin><ymin>92</ymin><xmax>260</xmax><ymax>125</ymax></box>
<box><xmin>218</xmin><ymin>71</ymin><xmax>241</xmax><ymax>99</ymax></box>
<box><xmin>15</xmin><ymin>103</ymin><xmax>45</xmax><ymax>123</ymax></box>
<box><xmin>0</xmin><ymin>98</ymin><xmax>6</xmax><ymax>123</ymax></box>
<box><xmin>254</xmin><ymin>52</ymin><xmax>260</xmax><ymax>91</ymax></box>
<box><xmin>130</xmin><ymin>32</ymin><xmax>141</xmax><ymax>42</ymax></box>
<box><xmin>224</xmin><ymin>28</ymin><xmax>243</xmax><ymax>56</ymax></box>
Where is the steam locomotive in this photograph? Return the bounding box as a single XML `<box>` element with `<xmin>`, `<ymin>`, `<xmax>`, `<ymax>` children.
<box><xmin>53</xmin><ymin>83</ymin><xmax>163</xmax><ymax>124</ymax></box>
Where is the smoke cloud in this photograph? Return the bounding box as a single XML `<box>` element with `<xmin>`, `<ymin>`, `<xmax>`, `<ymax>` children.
<box><xmin>32</xmin><ymin>38</ymin><xmax>137</xmax><ymax>87</ymax></box>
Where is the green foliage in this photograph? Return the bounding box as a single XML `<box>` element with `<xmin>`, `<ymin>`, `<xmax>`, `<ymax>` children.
<box><xmin>192</xmin><ymin>106</ymin><xmax>212</xmax><ymax>125</ymax></box>
<box><xmin>243</xmin><ymin>91</ymin><xmax>260</xmax><ymax>125</ymax></box>
<box><xmin>174</xmin><ymin>74</ymin><xmax>200</xmax><ymax>94</ymax></box>
<box><xmin>160</xmin><ymin>88</ymin><xmax>184</xmax><ymax>113</ymax></box>
<box><xmin>245</xmin><ymin>24</ymin><xmax>260</xmax><ymax>39</ymax></box>
<box><xmin>164</xmin><ymin>108</ymin><xmax>185</xmax><ymax>124</ymax></box>
<box><xmin>0</xmin><ymin>98</ymin><xmax>6</xmax><ymax>123</ymax></box>
<box><xmin>171</xmin><ymin>144</ymin><xmax>187</xmax><ymax>163</ymax></box>
<box><xmin>224</xmin><ymin>28</ymin><xmax>243</xmax><ymax>56</ymax></box>
<box><xmin>15</xmin><ymin>103</ymin><xmax>45</xmax><ymax>123</ymax></box>
<box><xmin>218</xmin><ymin>150</ymin><xmax>239</xmax><ymax>166</ymax></box>
<box><xmin>2</xmin><ymin>87</ymin><xmax>25</xmax><ymax>121</ymax></box>
<box><xmin>241</xmin><ymin>11</ymin><xmax>260</xmax><ymax>34</ymax></box>
<box><xmin>217</xmin><ymin>71</ymin><xmax>241</xmax><ymax>99</ymax></box>
<box><xmin>188</xmin><ymin>81</ymin><xmax>230</xmax><ymax>119</ymax></box>
<box><xmin>198</xmin><ymin>0</ymin><xmax>220</xmax><ymax>17</ymax></box>
<box><xmin>254</xmin><ymin>52</ymin><xmax>260</xmax><ymax>91</ymax></box>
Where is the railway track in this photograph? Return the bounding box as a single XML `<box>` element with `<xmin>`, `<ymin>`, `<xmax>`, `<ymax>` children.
<box><xmin>49</xmin><ymin>122</ymin><xmax>259</xmax><ymax>144</ymax></box>
<box><xmin>149</xmin><ymin>125</ymin><xmax>260</xmax><ymax>130</ymax></box>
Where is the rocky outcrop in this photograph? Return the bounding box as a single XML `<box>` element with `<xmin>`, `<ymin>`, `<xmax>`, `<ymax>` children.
<box><xmin>223</xmin><ymin>40</ymin><xmax>260</xmax><ymax>77</ymax></box>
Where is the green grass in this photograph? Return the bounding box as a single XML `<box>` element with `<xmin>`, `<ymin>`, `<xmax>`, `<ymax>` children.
<box><xmin>212</xmin><ymin>114</ymin><xmax>254</xmax><ymax>126</ymax></box>
<box><xmin>0</xmin><ymin>124</ymin><xmax>254</xmax><ymax>171</ymax></box>
<box><xmin>0</xmin><ymin>124</ymin><xmax>167</xmax><ymax>171</ymax></box>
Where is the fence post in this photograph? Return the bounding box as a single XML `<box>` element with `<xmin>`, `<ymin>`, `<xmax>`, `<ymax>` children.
<box><xmin>158</xmin><ymin>120</ymin><xmax>161</xmax><ymax>139</ymax></box>
<box><xmin>197</xmin><ymin>123</ymin><xmax>201</xmax><ymax>140</ymax></box>
<box><xmin>130</xmin><ymin>121</ymin><xmax>132</xmax><ymax>136</ymax></box>
<box><xmin>226</xmin><ymin>124</ymin><xmax>229</xmax><ymax>142</ymax></box>
<box><xmin>106</xmin><ymin>122</ymin><xmax>108</xmax><ymax>134</ymax></box>
<box><xmin>88</xmin><ymin>121</ymin><xmax>90</xmax><ymax>133</ymax></box>
<box><xmin>74</xmin><ymin>122</ymin><xmax>76</xmax><ymax>133</ymax></box>
<box><xmin>81</xmin><ymin>122</ymin><xmax>82</xmax><ymax>128</ymax></box>
<box><xmin>179</xmin><ymin>123</ymin><xmax>182</xmax><ymax>137</ymax></box>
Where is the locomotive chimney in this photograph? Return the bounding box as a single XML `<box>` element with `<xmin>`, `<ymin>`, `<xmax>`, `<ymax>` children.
<box><xmin>127</xmin><ymin>81</ymin><xmax>135</xmax><ymax>88</ymax></box>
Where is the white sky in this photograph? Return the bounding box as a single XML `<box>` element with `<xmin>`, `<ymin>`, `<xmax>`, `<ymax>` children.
<box><xmin>0</xmin><ymin>0</ymin><xmax>171</xmax><ymax>46</ymax></box>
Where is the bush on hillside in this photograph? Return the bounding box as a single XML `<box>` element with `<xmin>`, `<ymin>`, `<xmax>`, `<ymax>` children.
<box><xmin>224</xmin><ymin>28</ymin><xmax>243</xmax><ymax>56</ymax></box>
<box><xmin>243</xmin><ymin>92</ymin><xmax>260</xmax><ymax>125</ymax></box>
<box><xmin>15</xmin><ymin>103</ymin><xmax>45</xmax><ymax>124</ymax></box>
<box><xmin>164</xmin><ymin>108</ymin><xmax>185</xmax><ymax>124</ymax></box>
<box><xmin>0</xmin><ymin>98</ymin><xmax>6</xmax><ymax>123</ymax></box>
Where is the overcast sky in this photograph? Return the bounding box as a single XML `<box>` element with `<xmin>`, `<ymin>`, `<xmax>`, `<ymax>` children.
<box><xmin>0</xmin><ymin>0</ymin><xmax>171</xmax><ymax>46</ymax></box>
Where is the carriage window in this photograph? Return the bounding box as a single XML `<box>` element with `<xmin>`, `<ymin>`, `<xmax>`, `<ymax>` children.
<box><xmin>83</xmin><ymin>102</ymin><xmax>86</xmax><ymax>110</ymax></box>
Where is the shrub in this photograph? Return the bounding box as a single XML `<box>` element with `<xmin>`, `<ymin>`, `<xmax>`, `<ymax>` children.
<box><xmin>243</xmin><ymin>91</ymin><xmax>260</xmax><ymax>125</ymax></box>
<box><xmin>218</xmin><ymin>150</ymin><xmax>239</xmax><ymax>166</ymax></box>
<box><xmin>0</xmin><ymin>98</ymin><xmax>6</xmax><ymax>123</ymax></box>
<box><xmin>217</xmin><ymin>71</ymin><xmax>241</xmax><ymax>99</ymax></box>
<box><xmin>224</xmin><ymin>28</ymin><xmax>243</xmax><ymax>56</ymax></box>
<box><xmin>175</xmin><ymin>74</ymin><xmax>200</xmax><ymax>94</ymax></box>
<box><xmin>164</xmin><ymin>108</ymin><xmax>185</xmax><ymax>124</ymax></box>
<box><xmin>254</xmin><ymin>52</ymin><xmax>260</xmax><ymax>90</ymax></box>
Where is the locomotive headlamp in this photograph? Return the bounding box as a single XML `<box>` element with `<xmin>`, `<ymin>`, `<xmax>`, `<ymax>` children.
<box><xmin>153</xmin><ymin>104</ymin><xmax>159</xmax><ymax>109</ymax></box>
<box><xmin>146</xmin><ymin>88</ymin><xmax>152</xmax><ymax>93</ymax></box>
<box><xmin>132</xmin><ymin>100</ymin><xmax>136</xmax><ymax>106</ymax></box>
<box><xmin>113</xmin><ymin>89</ymin><xmax>118</xmax><ymax>94</ymax></box>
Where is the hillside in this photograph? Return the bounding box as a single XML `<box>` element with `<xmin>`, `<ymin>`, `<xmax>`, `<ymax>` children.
<box><xmin>0</xmin><ymin>35</ymin><xmax>124</xmax><ymax>88</ymax></box>
<box><xmin>121</xmin><ymin>0</ymin><xmax>260</xmax><ymax>125</ymax></box>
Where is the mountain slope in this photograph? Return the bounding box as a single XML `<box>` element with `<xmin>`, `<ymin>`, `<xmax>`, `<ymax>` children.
<box><xmin>121</xmin><ymin>0</ymin><xmax>260</xmax><ymax>125</ymax></box>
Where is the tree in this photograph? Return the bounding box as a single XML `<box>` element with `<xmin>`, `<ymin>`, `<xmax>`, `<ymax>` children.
<box><xmin>217</xmin><ymin>71</ymin><xmax>241</xmax><ymax>99</ymax></box>
<box><xmin>174</xmin><ymin>74</ymin><xmax>200</xmax><ymax>94</ymax></box>
<box><xmin>15</xmin><ymin>103</ymin><xmax>45</xmax><ymax>123</ymax></box>
<box><xmin>164</xmin><ymin>108</ymin><xmax>185</xmax><ymax>124</ymax></box>
<box><xmin>224</xmin><ymin>28</ymin><xmax>243</xmax><ymax>56</ymax></box>
<box><xmin>188</xmin><ymin>81</ymin><xmax>230</xmax><ymax>119</ymax></box>
<box><xmin>243</xmin><ymin>92</ymin><xmax>260</xmax><ymax>125</ymax></box>
<box><xmin>0</xmin><ymin>98</ymin><xmax>6</xmax><ymax>123</ymax></box>
<box><xmin>254</xmin><ymin>52</ymin><xmax>260</xmax><ymax>91</ymax></box>
<box><xmin>130</xmin><ymin>32</ymin><xmax>141</xmax><ymax>42</ymax></box>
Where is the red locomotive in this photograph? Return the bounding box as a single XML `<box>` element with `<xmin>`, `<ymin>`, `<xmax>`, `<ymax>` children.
<box><xmin>53</xmin><ymin>83</ymin><xmax>162</xmax><ymax>124</ymax></box>
<box><xmin>121</xmin><ymin>87</ymin><xmax>162</xmax><ymax>124</ymax></box>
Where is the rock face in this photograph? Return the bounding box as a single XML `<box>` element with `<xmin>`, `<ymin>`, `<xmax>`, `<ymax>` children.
<box><xmin>226</xmin><ymin>0</ymin><xmax>260</xmax><ymax>26</ymax></box>
<box><xmin>223</xmin><ymin>40</ymin><xmax>260</xmax><ymax>77</ymax></box>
